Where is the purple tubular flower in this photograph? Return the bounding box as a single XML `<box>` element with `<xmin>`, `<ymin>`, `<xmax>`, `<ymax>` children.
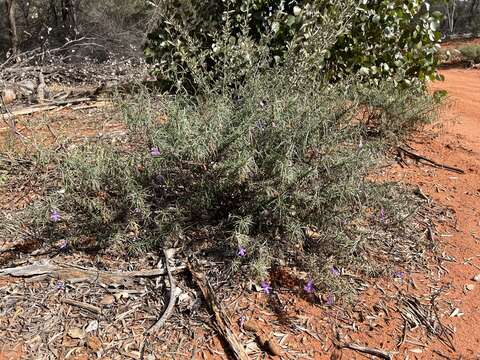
<box><xmin>237</xmin><ymin>246</ymin><xmax>246</xmax><ymax>257</ymax></box>
<box><xmin>394</xmin><ymin>271</ymin><xmax>405</xmax><ymax>279</ymax></box>
<box><xmin>50</xmin><ymin>210</ymin><xmax>61</xmax><ymax>222</ymax></box>
<box><xmin>331</xmin><ymin>267</ymin><xmax>340</xmax><ymax>277</ymax></box>
<box><xmin>150</xmin><ymin>147</ymin><xmax>161</xmax><ymax>157</ymax></box>
<box><xmin>238</xmin><ymin>315</ymin><xmax>246</xmax><ymax>329</ymax></box>
<box><xmin>55</xmin><ymin>281</ymin><xmax>65</xmax><ymax>291</ymax></box>
<box><xmin>380</xmin><ymin>208</ymin><xmax>385</xmax><ymax>223</ymax></box>
<box><xmin>260</xmin><ymin>281</ymin><xmax>272</xmax><ymax>294</ymax></box>
<box><xmin>304</xmin><ymin>280</ymin><xmax>314</xmax><ymax>293</ymax></box>
<box><xmin>326</xmin><ymin>292</ymin><xmax>334</xmax><ymax>306</ymax></box>
<box><xmin>57</xmin><ymin>239</ymin><xmax>68</xmax><ymax>251</ymax></box>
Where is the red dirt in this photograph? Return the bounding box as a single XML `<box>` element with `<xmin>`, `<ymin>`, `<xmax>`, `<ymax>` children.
<box><xmin>385</xmin><ymin>68</ymin><xmax>480</xmax><ymax>357</ymax></box>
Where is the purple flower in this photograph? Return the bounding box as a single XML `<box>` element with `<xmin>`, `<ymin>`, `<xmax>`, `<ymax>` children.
<box><xmin>50</xmin><ymin>210</ymin><xmax>61</xmax><ymax>222</ymax></box>
<box><xmin>260</xmin><ymin>281</ymin><xmax>272</xmax><ymax>295</ymax></box>
<box><xmin>238</xmin><ymin>315</ymin><xmax>246</xmax><ymax>329</ymax></box>
<box><xmin>237</xmin><ymin>246</ymin><xmax>246</xmax><ymax>257</ymax></box>
<box><xmin>150</xmin><ymin>147</ymin><xmax>161</xmax><ymax>157</ymax></box>
<box><xmin>55</xmin><ymin>281</ymin><xmax>65</xmax><ymax>291</ymax></box>
<box><xmin>393</xmin><ymin>271</ymin><xmax>405</xmax><ymax>279</ymax></box>
<box><xmin>56</xmin><ymin>239</ymin><xmax>68</xmax><ymax>251</ymax></box>
<box><xmin>379</xmin><ymin>208</ymin><xmax>385</xmax><ymax>224</ymax></box>
<box><xmin>304</xmin><ymin>280</ymin><xmax>314</xmax><ymax>293</ymax></box>
<box><xmin>330</xmin><ymin>267</ymin><xmax>340</xmax><ymax>277</ymax></box>
<box><xmin>326</xmin><ymin>292</ymin><xmax>334</xmax><ymax>306</ymax></box>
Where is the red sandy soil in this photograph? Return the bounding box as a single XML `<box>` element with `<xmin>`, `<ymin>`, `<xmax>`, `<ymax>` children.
<box><xmin>1</xmin><ymin>69</ymin><xmax>479</xmax><ymax>359</ymax></box>
<box><xmin>388</xmin><ymin>68</ymin><xmax>480</xmax><ymax>357</ymax></box>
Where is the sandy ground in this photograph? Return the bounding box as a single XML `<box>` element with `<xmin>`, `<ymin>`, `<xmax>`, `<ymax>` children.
<box><xmin>388</xmin><ymin>69</ymin><xmax>480</xmax><ymax>357</ymax></box>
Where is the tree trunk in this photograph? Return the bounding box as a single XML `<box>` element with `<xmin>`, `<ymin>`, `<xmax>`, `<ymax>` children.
<box><xmin>5</xmin><ymin>0</ymin><xmax>18</xmax><ymax>57</ymax></box>
<box><xmin>61</xmin><ymin>0</ymin><xmax>78</xmax><ymax>39</ymax></box>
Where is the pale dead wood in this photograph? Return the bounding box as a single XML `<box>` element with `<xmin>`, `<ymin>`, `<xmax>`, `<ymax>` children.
<box><xmin>0</xmin><ymin>261</ymin><xmax>186</xmax><ymax>283</ymax></box>
<box><xmin>188</xmin><ymin>260</ymin><xmax>250</xmax><ymax>360</ymax></box>
<box><xmin>0</xmin><ymin>97</ymin><xmax>108</xmax><ymax>120</ymax></box>
<box><xmin>139</xmin><ymin>249</ymin><xmax>179</xmax><ymax>360</ymax></box>
<box><xmin>61</xmin><ymin>298</ymin><xmax>102</xmax><ymax>314</ymax></box>
<box><xmin>148</xmin><ymin>249</ymin><xmax>178</xmax><ymax>332</ymax></box>
<box><xmin>340</xmin><ymin>342</ymin><xmax>393</xmax><ymax>360</ymax></box>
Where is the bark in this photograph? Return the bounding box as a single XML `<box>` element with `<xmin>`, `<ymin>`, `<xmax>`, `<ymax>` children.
<box><xmin>5</xmin><ymin>0</ymin><xmax>18</xmax><ymax>57</ymax></box>
<box><xmin>61</xmin><ymin>0</ymin><xmax>78</xmax><ymax>39</ymax></box>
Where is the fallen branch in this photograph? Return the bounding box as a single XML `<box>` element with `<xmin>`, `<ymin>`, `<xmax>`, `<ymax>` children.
<box><xmin>341</xmin><ymin>343</ymin><xmax>393</xmax><ymax>360</ymax></box>
<box><xmin>188</xmin><ymin>259</ymin><xmax>249</xmax><ymax>360</ymax></box>
<box><xmin>0</xmin><ymin>97</ymin><xmax>106</xmax><ymax>120</ymax></box>
<box><xmin>139</xmin><ymin>249</ymin><xmax>179</xmax><ymax>360</ymax></box>
<box><xmin>148</xmin><ymin>249</ymin><xmax>178</xmax><ymax>332</ymax></box>
<box><xmin>0</xmin><ymin>261</ymin><xmax>186</xmax><ymax>283</ymax></box>
<box><xmin>398</xmin><ymin>146</ymin><xmax>465</xmax><ymax>174</ymax></box>
<box><xmin>61</xmin><ymin>298</ymin><xmax>102</xmax><ymax>314</ymax></box>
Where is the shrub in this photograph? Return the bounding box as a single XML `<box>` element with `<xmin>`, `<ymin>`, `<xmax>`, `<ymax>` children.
<box><xmin>2</xmin><ymin>66</ymin><xmax>436</xmax><ymax>284</ymax></box>
<box><xmin>144</xmin><ymin>0</ymin><xmax>442</xmax><ymax>91</ymax></box>
<box><xmin>459</xmin><ymin>45</ymin><xmax>480</xmax><ymax>63</ymax></box>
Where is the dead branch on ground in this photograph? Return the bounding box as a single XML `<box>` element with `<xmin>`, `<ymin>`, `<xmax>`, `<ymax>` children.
<box><xmin>397</xmin><ymin>146</ymin><xmax>465</xmax><ymax>174</ymax></box>
<box><xmin>188</xmin><ymin>259</ymin><xmax>250</xmax><ymax>360</ymax></box>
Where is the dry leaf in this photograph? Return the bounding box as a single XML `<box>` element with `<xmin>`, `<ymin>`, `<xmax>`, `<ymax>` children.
<box><xmin>99</xmin><ymin>295</ymin><xmax>115</xmax><ymax>305</ymax></box>
<box><xmin>305</xmin><ymin>227</ymin><xmax>321</xmax><ymax>240</ymax></box>
<box><xmin>85</xmin><ymin>320</ymin><xmax>98</xmax><ymax>333</ymax></box>
<box><xmin>86</xmin><ymin>335</ymin><xmax>102</xmax><ymax>352</ymax></box>
<box><xmin>409</xmin><ymin>348</ymin><xmax>423</xmax><ymax>354</ymax></box>
<box><xmin>450</xmin><ymin>308</ymin><xmax>464</xmax><ymax>317</ymax></box>
<box><xmin>243</xmin><ymin>320</ymin><xmax>260</xmax><ymax>333</ymax></box>
<box><xmin>68</xmin><ymin>327</ymin><xmax>86</xmax><ymax>339</ymax></box>
<box><xmin>113</xmin><ymin>291</ymin><xmax>130</xmax><ymax>300</ymax></box>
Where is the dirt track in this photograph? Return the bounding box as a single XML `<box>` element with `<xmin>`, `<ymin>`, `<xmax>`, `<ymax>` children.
<box><xmin>389</xmin><ymin>68</ymin><xmax>480</xmax><ymax>357</ymax></box>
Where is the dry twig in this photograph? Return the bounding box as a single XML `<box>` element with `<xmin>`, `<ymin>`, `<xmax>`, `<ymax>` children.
<box><xmin>188</xmin><ymin>259</ymin><xmax>250</xmax><ymax>360</ymax></box>
<box><xmin>148</xmin><ymin>249</ymin><xmax>178</xmax><ymax>332</ymax></box>
<box><xmin>398</xmin><ymin>146</ymin><xmax>465</xmax><ymax>174</ymax></box>
<box><xmin>340</xmin><ymin>342</ymin><xmax>393</xmax><ymax>360</ymax></box>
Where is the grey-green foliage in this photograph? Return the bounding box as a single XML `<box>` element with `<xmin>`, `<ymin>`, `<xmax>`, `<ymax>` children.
<box><xmin>145</xmin><ymin>0</ymin><xmax>442</xmax><ymax>92</ymax></box>
<box><xmin>459</xmin><ymin>44</ymin><xmax>480</xmax><ymax>63</ymax></box>
<box><xmin>1</xmin><ymin>64</ymin><xmax>436</xmax><ymax>286</ymax></box>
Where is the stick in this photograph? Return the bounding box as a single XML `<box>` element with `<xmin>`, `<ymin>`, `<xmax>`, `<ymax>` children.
<box><xmin>0</xmin><ymin>98</ymin><xmax>102</xmax><ymax>120</ymax></box>
<box><xmin>0</xmin><ymin>261</ymin><xmax>186</xmax><ymax>283</ymax></box>
<box><xmin>341</xmin><ymin>343</ymin><xmax>393</xmax><ymax>360</ymax></box>
<box><xmin>61</xmin><ymin>299</ymin><xmax>101</xmax><ymax>314</ymax></box>
<box><xmin>188</xmin><ymin>260</ymin><xmax>250</xmax><ymax>360</ymax></box>
<box><xmin>398</xmin><ymin>146</ymin><xmax>465</xmax><ymax>174</ymax></box>
<box><xmin>148</xmin><ymin>249</ymin><xmax>178</xmax><ymax>332</ymax></box>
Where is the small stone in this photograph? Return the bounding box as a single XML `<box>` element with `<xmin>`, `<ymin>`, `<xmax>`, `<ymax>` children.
<box><xmin>466</xmin><ymin>284</ymin><xmax>475</xmax><ymax>291</ymax></box>
<box><xmin>473</xmin><ymin>274</ymin><xmax>480</xmax><ymax>282</ymax></box>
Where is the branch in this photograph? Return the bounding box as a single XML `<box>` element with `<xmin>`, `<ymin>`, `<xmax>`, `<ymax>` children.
<box><xmin>147</xmin><ymin>249</ymin><xmax>178</xmax><ymax>332</ymax></box>
<box><xmin>340</xmin><ymin>343</ymin><xmax>393</xmax><ymax>360</ymax></box>
<box><xmin>398</xmin><ymin>146</ymin><xmax>465</xmax><ymax>174</ymax></box>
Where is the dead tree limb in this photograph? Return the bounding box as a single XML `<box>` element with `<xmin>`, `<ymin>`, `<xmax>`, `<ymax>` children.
<box><xmin>188</xmin><ymin>259</ymin><xmax>249</xmax><ymax>360</ymax></box>
<box><xmin>398</xmin><ymin>146</ymin><xmax>465</xmax><ymax>174</ymax></box>
<box><xmin>148</xmin><ymin>249</ymin><xmax>178</xmax><ymax>332</ymax></box>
